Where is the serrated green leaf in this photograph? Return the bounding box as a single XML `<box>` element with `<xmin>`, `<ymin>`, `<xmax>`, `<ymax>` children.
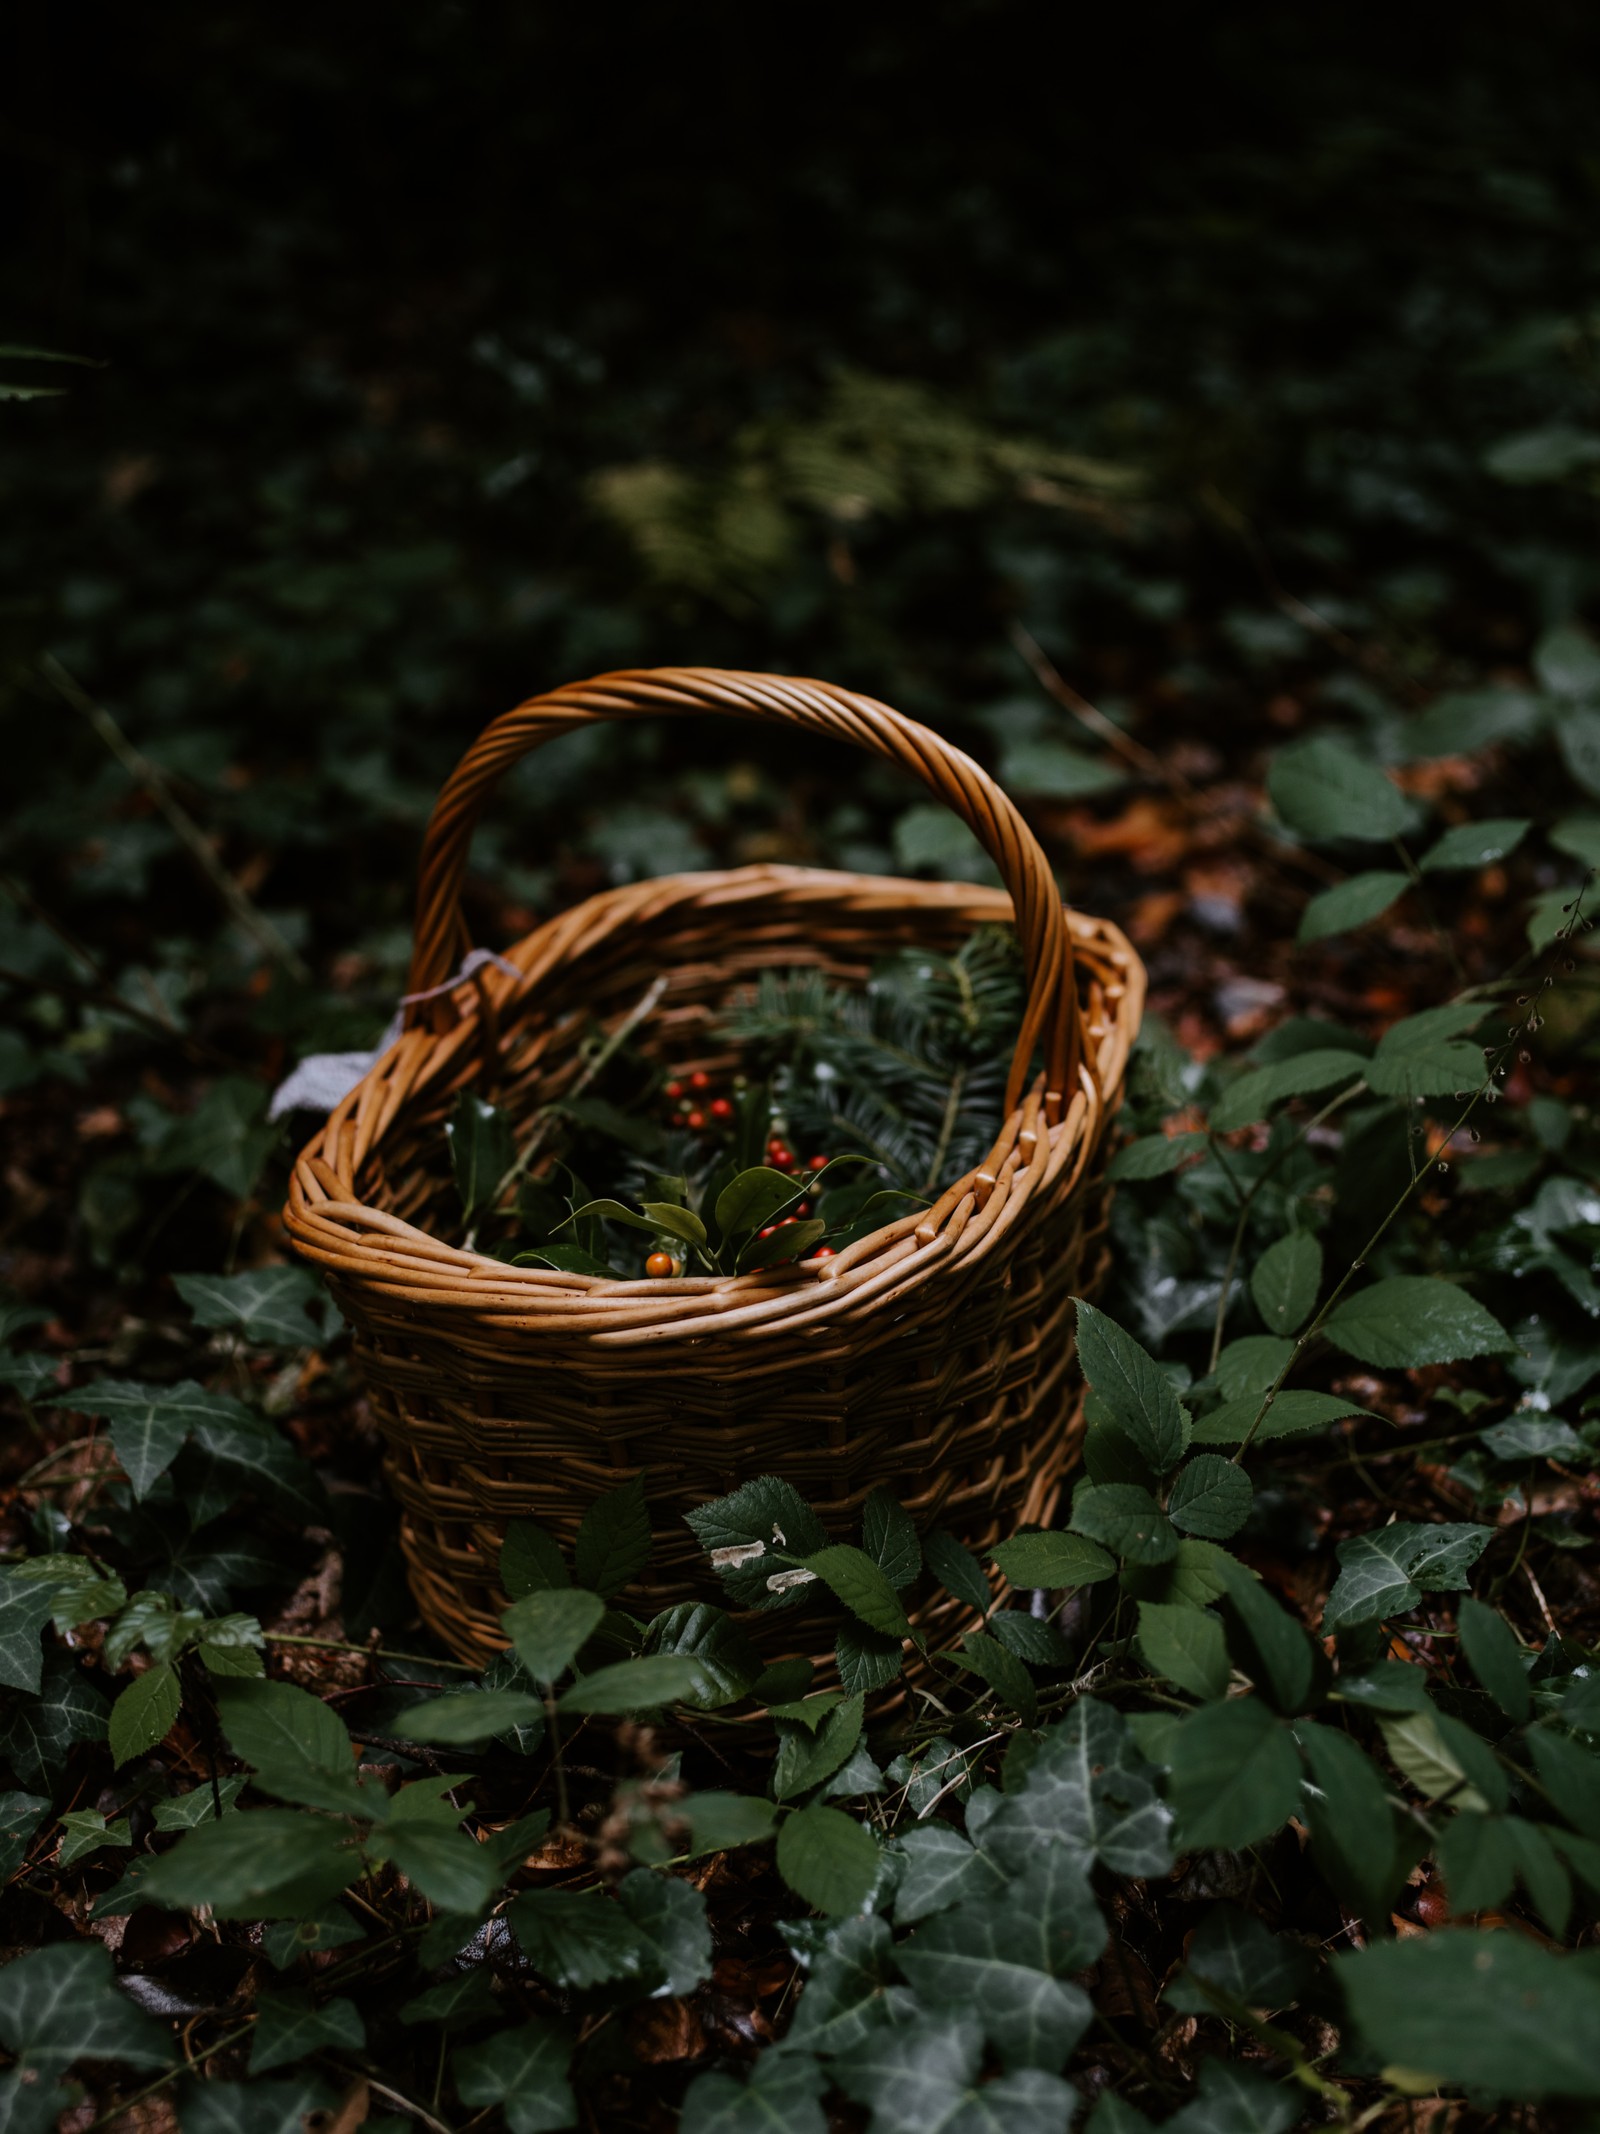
<box><xmin>640</xmin><ymin>1600</ymin><xmax>761</xmax><ymax>1708</ymax></box>
<box><xmin>1324</xmin><ymin>1277</ymin><xmax>1512</xmax><ymax>1367</ymax></box>
<box><xmin>835</xmin><ymin>1619</ymin><xmax>904</xmax><ymax>1696</ymax></box>
<box><xmin>1268</xmin><ymin>735</ymin><xmax>1411</xmax><ymax>842</ymax></box>
<box><xmin>1418</xmin><ymin>817</ymin><xmax>1531</xmax><ymax>873</ymax></box>
<box><xmin>1136</xmin><ymin>1602</ymin><xmax>1229</xmax><ymax>1700</ymax></box>
<box><xmin>1298</xmin><ymin>870</ymin><xmax>1409</xmax><ymax>943</ymax></box>
<box><xmin>109</xmin><ymin>1662</ymin><xmax>181</xmax><ymax>1767</ymax></box>
<box><xmin>1336</xmin><ymin>1931</ymin><xmax>1600</xmax><ymax>2099</ymax></box>
<box><xmin>556</xmin><ymin>1653</ymin><xmax>707</xmax><ymax>1713</ymax></box>
<box><xmin>1167</xmin><ymin>1456</ymin><xmax>1253</xmax><ymax>1540</ymax></box>
<box><xmin>1436</xmin><ymin>1811</ymin><xmax>1517</xmax><ymax>1913</ymax></box>
<box><xmin>1167</xmin><ymin>1698</ymin><xmax>1301</xmax><ymax>1851</ymax></box>
<box><xmin>214</xmin><ymin>1678</ymin><xmax>366</xmax><ymax>1815</ymax></box>
<box><xmin>798</xmin><ymin>1544</ymin><xmax>912</xmax><ymax>1639</ymax></box>
<box><xmin>136</xmin><ymin>1809</ymin><xmax>363</xmax><ymax>1919</ymax></box>
<box><xmin>1217</xmin><ymin>1560</ymin><xmax>1320</xmax><ymax>1715</ymax></box>
<box><xmin>686</xmin><ymin>1476</ymin><xmax>830</xmax><ymax>1611</ymax></box>
<box><xmin>1073</xmin><ymin>1299</ymin><xmax>1190</xmax><ymax>1473</ymax></box>
<box><xmin>499</xmin><ymin>1520</ymin><xmax>570</xmax><ymax>1596</ymax></box>
<box><xmin>1069</xmin><ymin>1481</ymin><xmax>1177</xmax><ymax>1563</ymax></box>
<box><xmin>1190</xmin><ymin>1389</ymin><xmax>1375</xmax><ymax>1445</ymax></box>
<box><xmin>509</xmin><ymin>1887</ymin><xmax>655</xmax><ymax>1988</ymax></box>
<box><xmin>1528</xmin><ymin>1729</ymin><xmax>1600</xmax><ymax>1840</ymax></box>
<box><xmin>991</xmin><ymin>1529</ymin><xmax>1115</xmax><ymax>1590</ymax></box>
<box><xmin>775</xmin><ymin>1694</ymin><xmax>865</xmax><ymax>1800</ymax></box>
<box><xmin>679</xmin><ymin>1792</ymin><xmax>778</xmax><ymax>1855</ymax></box>
<box><xmin>954</xmin><ymin>1631</ymin><xmax>1037</xmax><ymax>1723</ymax></box>
<box><xmin>503</xmin><ymin>1588</ymin><xmax>605</xmax><ymax>1684</ymax></box>
<box><xmin>1210</xmin><ymin>1049</ymin><xmax>1368</xmax><ymax>1134</ymax></box>
<box><xmin>861</xmin><ymin>1487</ymin><xmax>920</xmax><ymax>1589</ymax></box>
<box><xmin>1379</xmin><ymin>1706</ymin><xmax>1507</xmax><ymax>1812</ymax></box>
<box><xmin>1250</xmin><ymin>1232</ymin><xmax>1322</xmax><ymax>1337</ymax></box>
<box><xmin>379</xmin><ymin>1820</ymin><xmax>501</xmax><ymax>1911</ymax></box>
<box><xmin>1296</xmin><ymin>1718</ymin><xmax>1411</xmax><ymax>1923</ymax></box>
<box><xmin>1107</xmin><ymin>1131</ymin><xmax>1208</xmax><ymax>1181</ymax></box>
<box><xmin>1457</xmin><ymin>1596</ymin><xmax>1533</xmax><ymax>1723</ymax></box>
<box><xmin>776</xmin><ymin>1801</ymin><xmax>880</xmax><ymax>1915</ymax></box>
<box><xmin>924</xmin><ymin>1528</ymin><xmax>992</xmax><ymax>1614</ymax></box>
<box><xmin>573</xmin><ymin>1472</ymin><xmax>651</xmax><ymax>1598</ymax></box>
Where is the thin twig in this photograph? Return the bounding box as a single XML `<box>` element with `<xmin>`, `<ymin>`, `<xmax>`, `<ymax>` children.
<box><xmin>37</xmin><ymin>653</ymin><xmax>312</xmax><ymax>984</ymax></box>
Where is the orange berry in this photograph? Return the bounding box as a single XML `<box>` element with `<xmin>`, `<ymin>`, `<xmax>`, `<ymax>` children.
<box><xmin>689</xmin><ymin>1069</ymin><xmax>711</xmax><ymax>1091</ymax></box>
<box><xmin>814</xmin><ymin>1245</ymin><xmax>837</xmax><ymax>1259</ymax></box>
<box><xmin>710</xmin><ymin>1096</ymin><xmax>734</xmax><ymax>1120</ymax></box>
<box><xmin>645</xmin><ymin>1251</ymin><xmax>676</xmax><ymax>1278</ymax></box>
<box><xmin>806</xmin><ymin>1153</ymin><xmax>829</xmax><ymax>1172</ymax></box>
<box><xmin>664</xmin><ymin>1080</ymin><xmax>684</xmax><ymax>1100</ymax></box>
<box><xmin>686</xmin><ymin>1110</ymin><xmax>706</xmax><ymax>1130</ymax></box>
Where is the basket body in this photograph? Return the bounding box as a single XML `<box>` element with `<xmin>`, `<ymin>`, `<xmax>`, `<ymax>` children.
<box><xmin>285</xmin><ymin>672</ymin><xmax>1143</xmax><ymax>1668</ymax></box>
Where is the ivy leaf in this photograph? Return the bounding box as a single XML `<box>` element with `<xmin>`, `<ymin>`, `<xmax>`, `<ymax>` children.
<box><xmin>446</xmin><ymin>1091</ymin><xmax>515</xmax><ymax>1222</ymax></box>
<box><xmin>452</xmin><ymin>2015</ymin><xmax>575</xmax><ymax>2134</ymax></box>
<box><xmin>56</xmin><ymin>1810</ymin><xmax>132</xmax><ymax>1867</ymax></box>
<box><xmin>895</xmin><ymin>1847</ymin><xmax>1102</xmax><ymax>2071</ymax></box>
<box><xmin>509</xmin><ymin>1889</ymin><xmax>655</xmax><ymax>1989</ymax></box>
<box><xmin>174</xmin><ymin>1267</ymin><xmax>330</xmax><ymax>1349</ymax></box>
<box><xmin>892</xmin><ymin>1824</ymin><xmax>1009</xmax><ymax>1926</ymax></box>
<box><xmin>503</xmin><ymin>1588</ymin><xmax>605</xmax><ymax>1684</ymax></box>
<box><xmin>1189</xmin><ymin>1389</ymin><xmax>1376</xmax><ymax>1445</ymax></box>
<box><xmin>1267</xmin><ymin>735</ymin><xmax>1411</xmax><ymax>842</ymax></box>
<box><xmin>983</xmin><ymin>1699</ymin><xmax>1172</xmax><ymax>1879</ymax></box>
<box><xmin>51</xmin><ymin>1379</ymin><xmax>254</xmax><ymax>1498</ymax></box>
<box><xmin>1336</xmin><ymin>1932</ymin><xmax>1600</xmax><ymax>2100</ymax></box>
<box><xmin>1323</xmin><ymin>1277</ymin><xmax>1513</xmax><ymax>1367</ymax></box>
<box><xmin>500</xmin><ymin>1521</ymin><xmax>570</xmax><ymax>1597</ymax></box>
<box><xmin>1136</xmin><ymin>1601</ymin><xmax>1229</xmax><ymax>1701</ymax></box>
<box><xmin>1297</xmin><ymin>870</ymin><xmax>1409</xmax><ymax>943</ymax></box>
<box><xmin>776</xmin><ymin>1801</ymin><xmax>881</xmax><ymax>1916</ymax></box>
<box><xmin>924</xmin><ymin>1528</ymin><xmax>993</xmax><ymax>1614</ymax></box>
<box><xmin>109</xmin><ymin>1662</ymin><xmax>182</xmax><ymax>1767</ymax></box>
<box><xmin>797</xmin><ymin>1545</ymin><xmax>912</xmax><ymax>1640</ymax></box>
<box><xmin>1164</xmin><ymin>2062</ymin><xmax>1300</xmax><ymax>2134</ymax></box>
<box><xmin>1069</xmin><ymin>1481</ymin><xmax>1177</xmax><ymax>1564</ymax></box>
<box><xmin>640</xmin><ymin>1601</ymin><xmax>761</xmax><ymax>1708</ymax></box>
<box><xmin>0</xmin><ymin>1794</ymin><xmax>50</xmax><ymax>1880</ymax></box>
<box><xmin>1250</xmin><ymin>1233</ymin><xmax>1321</xmax><ymax>1337</ymax></box>
<box><xmin>0</xmin><ymin>1651</ymin><xmax>106</xmax><ymax>1787</ymax></box>
<box><xmin>574</xmin><ymin>1473</ymin><xmax>651</xmax><ymax>1598</ymax></box>
<box><xmin>0</xmin><ymin>1942</ymin><xmax>173</xmax><ymax>2078</ymax></box>
<box><xmin>1418</xmin><ymin>817</ymin><xmax>1531</xmax><ymax>873</ymax></box>
<box><xmin>136</xmin><ymin>1810</ymin><xmax>363</xmax><ymax>1919</ymax></box>
<box><xmin>1108</xmin><ymin>1131</ymin><xmax>1208</xmax><ymax>1181</ymax></box>
<box><xmin>784</xmin><ymin>1914</ymin><xmax>902</xmax><ymax>2053</ymax></box>
<box><xmin>1166</xmin><ymin>1457</ymin><xmax>1253</xmax><ymax>1541</ymax></box>
<box><xmin>1322</xmin><ymin>1522</ymin><xmax>1492</xmax><ymax>1632</ymax></box>
<box><xmin>0</xmin><ymin>1571</ymin><xmax>56</xmax><ymax>1695</ymax></box>
<box><xmin>556</xmin><ymin>1653</ymin><xmax>708</xmax><ymax>1714</ymax></box>
<box><xmin>1167</xmin><ymin>1698</ymin><xmax>1301</xmax><ymax>1851</ymax></box>
<box><xmin>614</xmin><ymin>1870</ymin><xmax>712</xmax><ymax>1996</ymax></box>
<box><xmin>680</xmin><ymin>2051</ymin><xmax>829</xmax><ymax>2134</ymax></box>
<box><xmin>1073</xmin><ymin>1300</ymin><xmax>1190</xmax><ymax>1473</ymax></box>
<box><xmin>1209</xmin><ymin>1049</ymin><xmax>1368</xmax><ymax>1134</ymax></box>
<box><xmin>248</xmin><ymin>1988</ymin><xmax>364</xmax><ymax>2076</ymax></box>
<box><xmin>861</xmin><ymin>1487</ymin><xmax>920</xmax><ymax>1589</ymax></box>
<box><xmin>834</xmin><ymin>2014</ymin><xmax>1079</xmax><ymax>2134</ymax></box>
<box><xmin>1164</xmin><ymin>1902</ymin><xmax>1314</xmax><ymax>2015</ymax></box>
<box><xmin>1458</xmin><ymin>1595</ymin><xmax>1533</xmax><ymax>1723</ymax></box>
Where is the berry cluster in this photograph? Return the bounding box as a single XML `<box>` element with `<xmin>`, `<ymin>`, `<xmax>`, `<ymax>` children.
<box><xmin>646</xmin><ymin>1071</ymin><xmax>839</xmax><ymax>1275</ymax></box>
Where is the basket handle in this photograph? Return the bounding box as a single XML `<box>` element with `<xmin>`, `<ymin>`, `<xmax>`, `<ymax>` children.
<box><xmin>407</xmin><ymin>667</ymin><xmax>1082</xmax><ymax>1113</ymax></box>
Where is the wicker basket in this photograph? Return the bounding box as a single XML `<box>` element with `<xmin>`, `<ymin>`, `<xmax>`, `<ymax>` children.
<box><xmin>286</xmin><ymin>669</ymin><xmax>1144</xmax><ymax>1667</ymax></box>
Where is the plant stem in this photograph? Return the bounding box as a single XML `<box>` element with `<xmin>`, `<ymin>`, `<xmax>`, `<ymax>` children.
<box><xmin>265</xmin><ymin>1632</ymin><xmax>476</xmax><ymax>1673</ymax></box>
<box><xmin>84</xmin><ymin>2019</ymin><xmax>255</xmax><ymax>2129</ymax></box>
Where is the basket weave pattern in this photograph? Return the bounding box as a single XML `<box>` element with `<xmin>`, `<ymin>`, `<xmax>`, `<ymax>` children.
<box><xmin>286</xmin><ymin>671</ymin><xmax>1144</xmax><ymax>1666</ymax></box>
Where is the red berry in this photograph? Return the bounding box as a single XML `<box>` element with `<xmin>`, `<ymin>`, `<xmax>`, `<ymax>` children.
<box><xmin>814</xmin><ymin>1245</ymin><xmax>837</xmax><ymax>1259</ymax></box>
<box><xmin>710</xmin><ymin>1096</ymin><xmax>733</xmax><ymax>1120</ymax></box>
<box><xmin>770</xmin><ymin>1147</ymin><xmax>794</xmax><ymax>1171</ymax></box>
<box><xmin>689</xmin><ymin>1069</ymin><xmax>711</xmax><ymax>1091</ymax></box>
<box><xmin>664</xmin><ymin>1080</ymin><xmax>683</xmax><ymax>1100</ymax></box>
<box><xmin>806</xmin><ymin>1153</ymin><xmax>829</xmax><ymax>1173</ymax></box>
<box><xmin>686</xmin><ymin>1109</ymin><xmax>706</xmax><ymax>1131</ymax></box>
<box><xmin>758</xmin><ymin>1225</ymin><xmax>776</xmax><ymax>1238</ymax></box>
<box><xmin>645</xmin><ymin>1251</ymin><xmax>676</xmax><ymax>1278</ymax></box>
<box><xmin>794</xmin><ymin>1201</ymin><xmax>811</xmax><ymax>1218</ymax></box>
<box><xmin>778</xmin><ymin>1215</ymin><xmax>798</xmax><ymax>1226</ymax></box>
